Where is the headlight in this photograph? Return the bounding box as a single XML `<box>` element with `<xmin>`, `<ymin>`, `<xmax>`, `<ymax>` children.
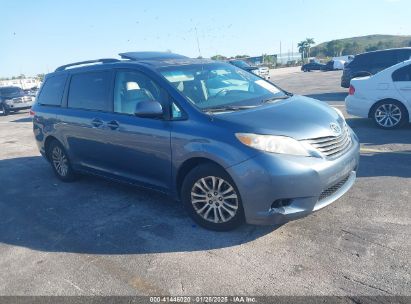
<box><xmin>235</xmin><ymin>133</ymin><xmax>310</xmax><ymax>156</ymax></box>
<box><xmin>4</xmin><ymin>99</ymin><xmax>13</xmax><ymax>105</ymax></box>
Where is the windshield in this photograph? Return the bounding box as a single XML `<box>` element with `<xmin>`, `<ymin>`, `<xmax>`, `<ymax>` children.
<box><xmin>160</xmin><ymin>63</ymin><xmax>286</xmax><ymax>111</ymax></box>
<box><xmin>230</xmin><ymin>60</ymin><xmax>251</xmax><ymax>68</ymax></box>
<box><xmin>0</xmin><ymin>87</ymin><xmax>23</xmax><ymax>95</ymax></box>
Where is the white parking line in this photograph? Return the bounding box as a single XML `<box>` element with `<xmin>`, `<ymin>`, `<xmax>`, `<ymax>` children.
<box><xmin>360</xmin><ymin>147</ymin><xmax>411</xmax><ymax>155</ymax></box>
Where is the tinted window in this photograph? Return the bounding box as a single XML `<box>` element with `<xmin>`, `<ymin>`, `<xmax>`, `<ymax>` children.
<box><xmin>37</xmin><ymin>75</ymin><xmax>67</xmax><ymax>106</ymax></box>
<box><xmin>397</xmin><ymin>50</ymin><xmax>411</xmax><ymax>62</ymax></box>
<box><xmin>392</xmin><ymin>65</ymin><xmax>411</xmax><ymax>82</ymax></box>
<box><xmin>370</xmin><ymin>52</ymin><xmax>395</xmax><ymax>66</ymax></box>
<box><xmin>68</xmin><ymin>71</ymin><xmax>111</xmax><ymax>111</ymax></box>
<box><xmin>350</xmin><ymin>54</ymin><xmax>366</xmax><ymax>66</ymax></box>
<box><xmin>114</xmin><ymin>71</ymin><xmax>161</xmax><ymax>114</ymax></box>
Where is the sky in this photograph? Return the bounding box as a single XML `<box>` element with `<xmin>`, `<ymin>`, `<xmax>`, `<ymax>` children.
<box><xmin>1</xmin><ymin>0</ymin><xmax>410</xmax><ymax>77</ymax></box>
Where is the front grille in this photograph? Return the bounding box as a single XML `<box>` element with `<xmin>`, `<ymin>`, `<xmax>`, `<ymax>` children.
<box><xmin>319</xmin><ymin>174</ymin><xmax>350</xmax><ymax>201</ymax></box>
<box><xmin>306</xmin><ymin>125</ymin><xmax>352</xmax><ymax>159</ymax></box>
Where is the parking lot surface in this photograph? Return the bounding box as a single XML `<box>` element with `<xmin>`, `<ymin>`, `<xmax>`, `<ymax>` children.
<box><xmin>0</xmin><ymin>69</ymin><xmax>410</xmax><ymax>296</ymax></box>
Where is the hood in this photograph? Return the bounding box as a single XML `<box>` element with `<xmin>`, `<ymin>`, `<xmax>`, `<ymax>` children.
<box><xmin>214</xmin><ymin>95</ymin><xmax>344</xmax><ymax>140</ymax></box>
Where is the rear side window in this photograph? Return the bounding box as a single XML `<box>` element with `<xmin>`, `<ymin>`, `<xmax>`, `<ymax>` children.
<box><xmin>392</xmin><ymin>65</ymin><xmax>411</xmax><ymax>82</ymax></box>
<box><xmin>37</xmin><ymin>74</ymin><xmax>67</xmax><ymax>106</ymax></box>
<box><xmin>68</xmin><ymin>71</ymin><xmax>111</xmax><ymax>111</ymax></box>
<box><xmin>370</xmin><ymin>52</ymin><xmax>394</xmax><ymax>66</ymax></box>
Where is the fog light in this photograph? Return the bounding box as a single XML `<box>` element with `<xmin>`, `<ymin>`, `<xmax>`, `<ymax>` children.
<box><xmin>271</xmin><ymin>199</ymin><xmax>292</xmax><ymax>209</ymax></box>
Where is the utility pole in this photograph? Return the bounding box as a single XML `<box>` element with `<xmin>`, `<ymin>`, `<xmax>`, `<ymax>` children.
<box><xmin>280</xmin><ymin>41</ymin><xmax>282</xmax><ymax>59</ymax></box>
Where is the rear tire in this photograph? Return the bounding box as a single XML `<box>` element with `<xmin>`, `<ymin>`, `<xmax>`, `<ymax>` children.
<box><xmin>47</xmin><ymin>140</ymin><xmax>77</xmax><ymax>182</ymax></box>
<box><xmin>371</xmin><ymin>100</ymin><xmax>408</xmax><ymax>129</ymax></box>
<box><xmin>181</xmin><ymin>164</ymin><xmax>245</xmax><ymax>231</ymax></box>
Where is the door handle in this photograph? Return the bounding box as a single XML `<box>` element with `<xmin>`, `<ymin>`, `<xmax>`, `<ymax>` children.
<box><xmin>91</xmin><ymin>118</ymin><xmax>104</xmax><ymax>128</ymax></box>
<box><xmin>106</xmin><ymin>120</ymin><xmax>120</xmax><ymax>130</ymax></box>
<box><xmin>400</xmin><ymin>87</ymin><xmax>411</xmax><ymax>91</ymax></box>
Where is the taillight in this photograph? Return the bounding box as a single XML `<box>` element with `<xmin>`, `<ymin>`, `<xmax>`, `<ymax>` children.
<box><xmin>29</xmin><ymin>109</ymin><xmax>35</xmax><ymax>116</ymax></box>
<box><xmin>349</xmin><ymin>85</ymin><xmax>355</xmax><ymax>95</ymax></box>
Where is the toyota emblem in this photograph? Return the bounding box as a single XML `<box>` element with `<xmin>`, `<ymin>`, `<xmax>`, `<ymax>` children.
<box><xmin>330</xmin><ymin>123</ymin><xmax>341</xmax><ymax>135</ymax></box>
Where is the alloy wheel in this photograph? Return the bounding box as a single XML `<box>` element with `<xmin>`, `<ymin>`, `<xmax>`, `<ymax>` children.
<box><xmin>52</xmin><ymin>146</ymin><xmax>69</xmax><ymax>177</ymax></box>
<box><xmin>374</xmin><ymin>103</ymin><xmax>402</xmax><ymax>128</ymax></box>
<box><xmin>191</xmin><ymin>176</ymin><xmax>239</xmax><ymax>224</ymax></box>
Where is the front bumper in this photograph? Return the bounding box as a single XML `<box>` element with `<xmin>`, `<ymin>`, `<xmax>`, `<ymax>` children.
<box><xmin>4</xmin><ymin>101</ymin><xmax>34</xmax><ymax>110</ymax></box>
<box><xmin>227</xmin><ymin>132</ymin><xmax>360</xmax><ymax>225</ymax></box>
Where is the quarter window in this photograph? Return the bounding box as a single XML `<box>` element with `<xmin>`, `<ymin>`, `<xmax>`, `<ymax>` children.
<box><xmin>114</xmin><ymin>71</ymin><xmax>161</xmax><ymax>115</ymax></box>
<box><xmin>392</xmin><ymin>65</ymin><xmax>411</xmax><ymax>82</ymax></box>
<box><xmin>68</xmin><ymin>71</ymin><xmax>111</xmax><ymax>111</ymax></box>
<box><xmin>37</xmin><ymin>74</ymin><xmax>67</xmax><ymax>106</ymax></box>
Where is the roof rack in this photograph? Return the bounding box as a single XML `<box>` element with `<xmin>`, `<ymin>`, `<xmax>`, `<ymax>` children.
<box><xmin>55</xmin><ymin>58</ymin><xmax>120</xmax><ymax>72</ymax></box>
<box><xmin>119</xmin><ymin>52</ymin><xmax>188</xmax><ymax>61</ymax></box>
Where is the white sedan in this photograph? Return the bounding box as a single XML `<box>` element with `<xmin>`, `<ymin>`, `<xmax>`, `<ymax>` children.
<box><xmin>345</xmin><ymin>59</ymin><xmax>411</xmax><ymax>129</ymax></box>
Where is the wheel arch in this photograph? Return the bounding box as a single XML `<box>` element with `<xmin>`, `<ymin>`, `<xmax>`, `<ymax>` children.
<box><xmin>175</xmin><ymin>157</ymin><xmax>228</xmax><ymax>199</ymax></box>
<box><xmin>368</xmin><ymin>98</ymin><xmax>410</xmax><ymax>120</ymax></box>
<box><xmin>44</xmin><ymin>135</ymin><xmax>60</xmax><ymax>161</ymax></box>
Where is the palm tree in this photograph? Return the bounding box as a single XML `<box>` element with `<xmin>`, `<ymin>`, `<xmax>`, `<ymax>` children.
<box><xmin>298</xmin><ymin>41</ymin><xmax>308</xmax><ymax>61</ymax></box>
<box><xmin>305</xmin><ymin>38</ymin><xmax>315</xmax><ymax>58</ymax></box>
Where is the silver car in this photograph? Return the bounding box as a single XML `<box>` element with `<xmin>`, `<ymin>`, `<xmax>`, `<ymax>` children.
<box><xmin>0</xmin><ymin>86</ymin><xmax>34</xmax><ymax>116</ymax></box>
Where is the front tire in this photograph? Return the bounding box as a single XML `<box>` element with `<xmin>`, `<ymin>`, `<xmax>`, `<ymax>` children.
<box><xmin>0</xmin><ymin>104</ymin><xmax>8</xmax><ymax>116</ymax></box>
<box><xmin>181</xmin><ymin>164</ymin><xmax>245</xmax><ymax>231</ymax></box>
<box><xmin>372</xmin><ymin>100</ymin><xmax>408</xmax><ymax>129</ymax></box>
<box><xmin>48</xmin><ymin>140</ymin><xmax>77</xmax><ymax>182</ymax></box>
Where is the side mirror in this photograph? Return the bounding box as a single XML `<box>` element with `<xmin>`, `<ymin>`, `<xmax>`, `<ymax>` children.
<box><xmin>134</xmin><ymin>100</ymin><xmax>163</xmax><ymax>118</ymax></box>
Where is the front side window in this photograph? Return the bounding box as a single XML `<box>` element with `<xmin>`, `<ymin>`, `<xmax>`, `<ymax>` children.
<box><xmin>159</xmin><ymin>63</ymin><xmax>286</xmax><ymax>111</ymax></box>
<box><xmin>37</xmin><ymin>75</ymin><xmax>67</xmax><ymax>106</ymax></box>
<box><xmin>392</xmin><ymin>65</ymin><xmax>411</xmax><ymax>82</ymax></box>
<box><xmin>114</xmin><ymin>71</ymin><xmax>161</xmax><ymax>115</ymax></box>
<box><xmin>68</xmin><ymin>71</ymin><xmax>111</xmax><ymax>111</ymax></box>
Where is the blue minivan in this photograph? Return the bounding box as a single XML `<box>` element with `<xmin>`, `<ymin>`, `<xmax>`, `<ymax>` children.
<box><xmin>32</xmin><ymin>52</ymin><xmax>360</xmax><ymax>231</ymax></box>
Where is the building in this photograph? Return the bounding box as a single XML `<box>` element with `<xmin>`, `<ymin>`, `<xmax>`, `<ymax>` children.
<box><xmin>276</xmin><ymin>52</ymin><xmax>301</xmax><ymax>65</ymax></box>
<box><xmin>0</xmin><ymin>78</ymin><xmax>42</xmax><ymax>90</ymax></box>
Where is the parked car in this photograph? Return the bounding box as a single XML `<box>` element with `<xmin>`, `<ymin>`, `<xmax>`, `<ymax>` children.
<box><xmin>346</xmin><ymin>59</ymin><xmax>411</xmax><ymax>129</ymax></box>
<box><xmin>0</xmin><ymin>86</ymin><xmax>34</xmax><ymax>116</ymax></box>
<box><xmin>301</xmin><ymin>61</ymin><xmax>326</xmax><ymax>72</ymax></box>
<box><xmin>32</xmin><ymin>52</ymin><xmax>360</xmax><ymax>231</ymax></box>
<box><xmin>24</xmin><ymin>87</ymin><xmax>39</xmax><ymax>97</ymax></box>
<box><xmin>341</xmin><ymin>48</ymin><xmax>411</xmax><ymax>88</ymax></box>
<box><xmin>324</xmin><ymin>60</ymin><xmax>336</xmax><ymax>71</ymax></box>
<box><xmin>228</xmin><ymin>59</ymin><xmax>270</xmax><ymax>79</ymax></box>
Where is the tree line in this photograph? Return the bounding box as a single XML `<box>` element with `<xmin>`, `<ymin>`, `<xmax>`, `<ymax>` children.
<box><xmin>311</xmin><ymin>39</ymin><xmax>411</xmax><ymax>57</ymax></box>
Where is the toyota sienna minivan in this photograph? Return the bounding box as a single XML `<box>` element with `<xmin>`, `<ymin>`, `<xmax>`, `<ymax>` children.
<box><xmin>32</xmin><ymin>52</ymin><xmax>360</xmax><ymax>231</ymax></box>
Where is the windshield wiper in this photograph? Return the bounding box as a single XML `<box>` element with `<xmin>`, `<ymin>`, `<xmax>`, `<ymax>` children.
<box><xmin>261</xmin><ymin>95</ymin><xmax>292</xmax><ymax>104</ymax></box>
<box><xmin>204</xmin><ymin>105</ymin><xmax>258</xmax><ymax>113</ymax></box>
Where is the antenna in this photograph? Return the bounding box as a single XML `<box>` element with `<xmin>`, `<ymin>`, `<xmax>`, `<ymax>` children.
<box><xmin>195</xmin><ymin>27</ymin><xmax>202</xmax><ymax>58</ymax></box>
